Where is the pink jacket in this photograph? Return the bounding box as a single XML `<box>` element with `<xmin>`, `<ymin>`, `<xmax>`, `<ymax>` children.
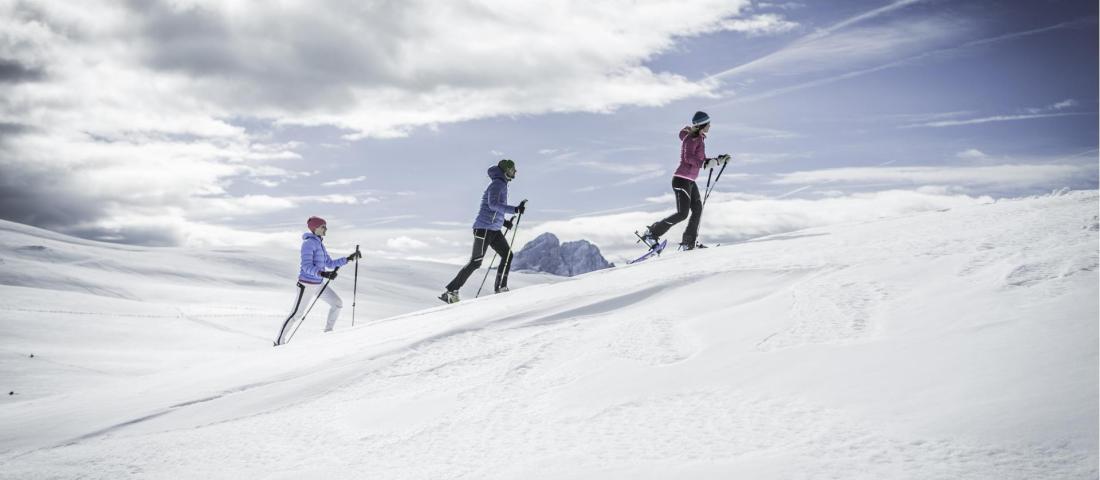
<box><xmin>673</xmin><ymin>126</ymin><xmax>706</xmax><ymax>181</ymax></box>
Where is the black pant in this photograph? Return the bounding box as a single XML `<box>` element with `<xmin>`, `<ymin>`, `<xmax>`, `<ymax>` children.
<box><xmin>446</xmin><ymin>228</ymin><xmax>513</xmax><ymax>292</ymax></box>
<box><xmin>274</xmin><ymin>282</ymin><xmax>306</xmax><ymax>345</ymax></box>
<box><xmin>648</xmin><ymin>176</ymin><xmax>702</xmax><ymax>245</ymax></box>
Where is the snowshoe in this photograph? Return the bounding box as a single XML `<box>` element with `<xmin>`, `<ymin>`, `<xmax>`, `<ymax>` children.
<box><xmin>628</xmin><ymin>238</ymin><xmax>668</xmax><ymax>264</ymax></box>
<box><xmin>679</xmin><ymin>242</ymin><xmax>709</xmax><ymax>251</ymax></box>
<box><xmin>439</xmin><ymin>290</ymin><xmax>460</xmax><ymax>304</ymax></box>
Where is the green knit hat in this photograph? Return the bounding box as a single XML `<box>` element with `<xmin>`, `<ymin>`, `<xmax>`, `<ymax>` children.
<box><xmin>498</xmin><ymin>159</ymin><xmax>516</xmax><ymax>180</ymax></box>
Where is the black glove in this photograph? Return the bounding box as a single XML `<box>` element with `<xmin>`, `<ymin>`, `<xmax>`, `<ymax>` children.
<box><xmin>718</xmin><ymin>153</ymin><xmax>731</xmax><ymax>164</ymax></box>
<box><xmin>503</xmin><ymin>218</ymin><xmax>514</xmax><ymax>230</ymax></box>
<box><xmin>347</xmin><ymin>251</ymin><xmax>362</xmax><ymax>261</ymax></box>
<box><xmin>515</xmin><ymin>199</ymin><xmax>527</xmax><ymax>215</ymax></box>
<box><xmin>319</xmin><ymin>270</ymin><xmax>338</xmax><ymax>280</ymax></box>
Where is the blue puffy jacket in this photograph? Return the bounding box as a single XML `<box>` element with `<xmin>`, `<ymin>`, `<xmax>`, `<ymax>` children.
<box><xmin>298</xmin><ymin>232</ymin><xmax>348</xmax><ymax>284</ymax></box>
<box><xmin>472</xmin><ymin>165</ymin><xmax>519</xmax><ymax>230</ymax></box>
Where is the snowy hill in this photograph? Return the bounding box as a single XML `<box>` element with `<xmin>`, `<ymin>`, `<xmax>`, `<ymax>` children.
<box><xmin>0</xmin><ymin>192</ymin><xmax>1097</xmax><ymax>479</ymax></box>
<box><xmin>0</xmin><ymin>221</ymin><xmax>557</xmax><ymax>399</ymax></box>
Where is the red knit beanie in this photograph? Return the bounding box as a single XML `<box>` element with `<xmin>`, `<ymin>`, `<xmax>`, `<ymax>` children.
<box><xmin>307</xmin><ymin>216</ymin><xmax>327</xmax><ymax>232</ymax></box>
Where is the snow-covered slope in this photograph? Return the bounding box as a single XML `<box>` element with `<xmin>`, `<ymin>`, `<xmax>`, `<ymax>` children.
<box><xmin>0</xmin><ymin>192</ymin><xmax>1096</xmax><ymax>479</ymax></box>
<box><xmin>0</xmin><ymin>221</ymin><xmax>556</xmax><ymax>399</ymax></box>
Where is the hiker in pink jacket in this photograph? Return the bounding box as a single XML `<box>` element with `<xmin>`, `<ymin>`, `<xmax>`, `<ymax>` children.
<box><xmin>641</xmin><ymin>111</ymin><xmax>730</xmax><ymax>250</ymax></box>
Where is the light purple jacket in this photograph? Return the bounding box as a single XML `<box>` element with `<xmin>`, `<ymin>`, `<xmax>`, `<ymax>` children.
<box><xmin>298</xmin><ymin>232</ymin><xmax>348</xmax><ymax>284</ymax></box>
<box><xmin>673</xmin><ymin>126</ymin><xmax>707</xmax><ymax>181</ymax></box>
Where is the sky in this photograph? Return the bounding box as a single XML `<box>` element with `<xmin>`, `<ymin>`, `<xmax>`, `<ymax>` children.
<box><xmin>1</xmin><ymin>0</ymin><xmax>1097</xmax><ymax>264</ymax></box>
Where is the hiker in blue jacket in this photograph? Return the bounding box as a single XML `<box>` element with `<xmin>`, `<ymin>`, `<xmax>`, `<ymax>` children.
<box><xmin>440</xmin><ymin>159</ymin><xmax>527</xmax><ymax>304</ymax></box>
<box><xmin>274</xmin><ymin>216</ymin><xmax>361</xmax><ymax>345</ymax></box>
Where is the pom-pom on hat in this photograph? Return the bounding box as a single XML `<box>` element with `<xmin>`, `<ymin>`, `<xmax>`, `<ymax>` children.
<box><xmin>307</xmin><ymin>216</ymin><xmax>327</xmax><ymax>232</ymax></box>
<box><xmin>691</xmin><ymin>111</ymin><xmax>710</xmax><ymax>127</ymax></box>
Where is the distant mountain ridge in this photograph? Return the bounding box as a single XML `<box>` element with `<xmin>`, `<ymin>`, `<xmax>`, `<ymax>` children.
<box><xmin>511</xmin><ymin>232</ymin><xmax>613</xmax><ymax>276</ymax></box>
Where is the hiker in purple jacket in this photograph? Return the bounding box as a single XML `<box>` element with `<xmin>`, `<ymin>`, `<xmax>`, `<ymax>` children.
<box><xmin>274</xmin><ymin>216</ymin><xmax>362</xmax><ymax>346</ymax></box>
<box><xmin>440</xmin><ymin>159</ymin><xmax>527</xmax><ymax>304</ymax></box>
<box><xmin>641</xmin><ymin>111</ymin><xmax>730</xmax><ymax>250</ymax></box>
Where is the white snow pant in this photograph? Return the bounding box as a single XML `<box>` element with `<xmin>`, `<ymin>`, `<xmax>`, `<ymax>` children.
<box><xmin>275</xmin><ymin>281</ymin><xmax>343</xmax><ymax>345</ymax></box>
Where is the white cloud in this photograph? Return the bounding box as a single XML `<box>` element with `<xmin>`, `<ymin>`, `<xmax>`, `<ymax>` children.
<box><xmin>757</xmin><ymin>2</ymin><xmax>805</xmax><ymax>10</ymax></box>
<box><xmin>321</xmin><ymin>176</ymin><xmax>367</xmax><ymax>187</ymax></box>
<box><xmin>956</xmin><ymin>149</ymin><xmax>988</xmax><ymax>160</ymax></box>
<box><xmin>732</xmin><ymin>152</ymin><xmax>806</xmax><ymax>165</ymax></box>
<box><xmin>713</xmin><ymin>0</ymin><xmax>956</xmax><ymax>81</ymax></box>
<box><xmin>1027</xmin><ymin>99</ymin><xmax>1081</xmax><ymax>114</ymax></box>
<box><xmin>771</xmin><ymin>164</ymin><xmax>1096</xmax><ymax>189</ymax></box>
<box><xmin>712</xmin><ymin>7</ymin><xmax>1088</xmax><ymax>106</ymax></box>
<box><xmin>718</xmin><ymin>18</ymin><xmax>968</xmax><ymax>80</ymax></box>
<box><xmin>298</xmin><ymin>194</ymin><xmax>361</xmax><ymax>205</ymax></box>
<box><xmin>1</xmin><ymin>0</ymin><xmax>769</xmax><ymax>245</ymax></box>
<box><xmin>904</xmin><ymin>112</ymin><xmax>1092</xmax><ymax>128</ymax></box>
<box><xmin>251</xmin><ymin>179</ymin><xmax>284</xmax><ymax>188</ymax></box>
<box><xmin>719</xmin><ymin>14</ymin><xmax>799</xmax><ymax>36</ymax></box>
<box><xmin>42</xmin><ymin>0</ymin><xmax>752</xmax><ymax>139</ymax></box>
<box><xmin>385</xmin><ymin>236</ymin><xmax>429</xmax><ymax>250</ymax></box>
<box><xmin>809</xmin><ymin>0</ymin><xmax>927</xmax><ymax>39</ymax></box>
<box><xmin>190</xmin><ymin>195</ymin><xmax>298</xmax><ymax>219</ymax></box>
<box><xmin>1051</xmin><ymin>99</ymin><xmax>1078</xmax><ymax>110</ymax></box>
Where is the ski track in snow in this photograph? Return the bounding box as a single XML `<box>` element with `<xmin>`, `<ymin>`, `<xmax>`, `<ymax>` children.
<box><xmin>0</xmin><ymin>192</ymin><xmax>1097</xmax><ymax>478</ymax></box>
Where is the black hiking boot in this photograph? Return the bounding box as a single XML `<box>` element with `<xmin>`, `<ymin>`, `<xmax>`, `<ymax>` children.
<box><xmin>439</xmin><ymin>290</ymin><xmax>460</xmax><ymax>304</ymax></box>
<box><xmin>639</xmin><ymin>228</ymin><xmax>660</xmax><ymax>249</ymax></box>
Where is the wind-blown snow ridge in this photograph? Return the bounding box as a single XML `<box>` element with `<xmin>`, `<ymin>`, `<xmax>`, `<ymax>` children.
<box><xmin>0</xmin><ymin>192</ymin><xmax>1096</xmax><ymax>479</ymax></box>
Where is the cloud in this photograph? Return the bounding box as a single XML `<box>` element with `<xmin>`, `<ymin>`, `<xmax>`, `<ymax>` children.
<box><xmin>1051</xmin><ymin>99</ymin><xmax>1078</xmax><ymax>110</ymax></box>
<box><xmin>896</xmin><ymin>98</ymin><xmax>1091</xmax><ymax>129</ymax></box>
<box><xmin>251</xmin><ymin>179</ymin><xmax>283</xmax><ymax>188</ymax></box>
<box><xmin>719</xmin><ymin>14</ymin><xmax>799</xmax><ymax>36</ymax></box>
<box><xmin>321</xmin><ymin>176</ymin><xmax>368</xmax><ymax>187</ymax></box>
<box><xmin>295</xmin><ymin>194</ymin><xmax>360</xmax><ymax>205</ymax></box>
<box><xmin>808</xmin><ymin>0</ymin><xmax>926</xmax><ymax>39</ymax></box>
<box><xmin>731</xmin><ymin>152</ymin><xmax>807</xmax><ymax>165</ymax></box>
<box><xmin>712</xmin><ymin>12</ymin><xmax>1089</xmax><ymax>105</ymax></box>
<box><xmin>0</xmin><ymin>58</ymin><xmax>44</xmax><ymax>83</ymax></box>
<box><xmin>1026</xmin><ymin>99</ymin><xmax>1081</xmax><ymax>115</ymax></box>
<box><xmin>771</xmin><ymin>164</ymin><xmax>1097</xmax><ymax>190</ymax></box>
<box><xmin>904</xmin><ymin>112</ymin><xmax>1092</xmax><ymax>128</ymax></box>
<box><xmin>956</xmin><ymin>149</ymin><xmax>988</xmax><ymax>160</ymax></box>
<box><xmin>385</xmin><ymin>236</ymin><xmax>430</xmax><ymax>250</ymax></box>
<box><xmin>23</xmin><ymin>0</ymin><xmax>759</xmax><ymax>139</ymax></box>
<box><xmin>0</xmin><ymin>0</ymin><xmax>783</xmax><ymax>246</ymax></box>
<box><xmin>713</xmin><ymin>0</ymin><xmax>955</xmax><ymax>80</ymax></box>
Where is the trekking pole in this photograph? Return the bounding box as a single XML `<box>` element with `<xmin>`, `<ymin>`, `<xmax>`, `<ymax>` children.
<box><xmin>475</xmin><ymin>216</ymin><xmax>514</xmax><ymax>298</ymax></box>
<box><xmin>285</xmin><ymin>266</ymin><xmax>339</xmax><ymax>345</ymax></box>
<box><xmin>502</xmin><ymin>212</ymin><xmax>523</xmax><ymax>272</ymax></box>
<box><xmin>702</xmin><ymin>161</ymin><xmax>728</xmax><ymax>207</ymax></box>
<box><xmin>352</xmin><ymin>245</ymin><xmax>359</xmax><ymax>326</ymax></box>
